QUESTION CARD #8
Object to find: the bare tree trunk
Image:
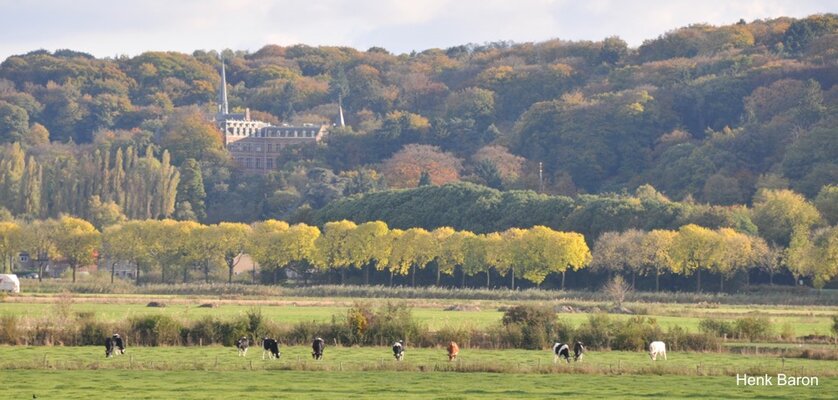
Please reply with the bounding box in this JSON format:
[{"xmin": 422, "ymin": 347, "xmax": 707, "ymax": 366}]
[
  {"xmin": 769, "ymin": 271, "xmax": 774, "ymax": 286},
  {"xmin": 461, "ymin": 267, "xmax": 466, "ymax": 288},
  {"xmin": 696, "ymin": 268, "xmax": 702, "ymax": 293},
  {"xmin": 111, "ymin": 262, "xmax": 116, "ymax": 284},
  {"xmin": 204, "ymin": 260, "xmax": 210, "ymax": 283},
  {"xmin": 486, "ymin": 269, "xmax": 491, "ymax": 288},
  {"xmin": 510, "ymin": 267, "xmax": 515, "ymax": 290},
  {"xmin": 228, "ymin": 263, "xmax": 234, "ymax": 284},
  {"xmin": 341, "ymin": 268, "xmax": 346, "ymax": 285},
  {"xmin": 411, "ymin": 265, "xmax": 416, "ymax": 287},
  {"xmin": 561, "ymin": 270, "xmax": 566, "ymax": 290},
  {"xmin": 135, "ymin": 261, "xmax": 141, "ymax": 286},
  {"xmin": 72, "ymin": 264, "xmax": 77, "ymax": 283},
  {"xmin": 631, "ymin": 271, "xmax": 636, "ymax": 290},
  {"xmin": 655, "ymin": 270, "xmax": 660, "ymax": 292},
  {"xmin": 436, "ymin": 264, "xmax": 441, "ymax": 286},
  {"xmin": 389, "ymin": 270, "xmax": 393, "ymax": 287},
  {"xmin": 365, "ymin": 262, "xmax": 370, "ymax": 285}
]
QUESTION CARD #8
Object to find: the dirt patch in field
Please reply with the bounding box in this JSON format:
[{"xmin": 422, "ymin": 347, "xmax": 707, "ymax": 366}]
[{"xmin": 443, "ymin": 304, "xmax": 481, "ymax": 311}]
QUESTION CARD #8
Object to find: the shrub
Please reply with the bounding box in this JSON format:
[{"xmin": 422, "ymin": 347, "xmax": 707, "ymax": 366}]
[
  {"xmin": 0, "ymin": 314, "xmax": 20, "ymax": 344},
  {"xmin": 575, "ymin": 313, "xmax": 614, "ymax": 350},
  {"xmin": 500, "ymin": 305, "xmax": 557, "ymax": 349},
  {"xmin": 698, "ymin": 318, "xmax": 735, "ymax": 338},
  {"xmin": 779, "ymin": 322, "xmax": 796, "ymax": 341},
  {"xmin": 345, "ymin": 302, "xmax": 374, "ymax": 345},
  {"xmin": 77, "ymin": 313, "xmax": 110, "ymax": 346},
  {"xmin": 130, "ymin": 315, "xmax": 182, "ymax": 346},
  {"xmin": 365, "ymin": 302, "xmax": 425, "ymax": 346},
  {"xmin": 612, "ymin": 316, "xmax": 663, "ymax": 351},
  {"xmin": 735, "ymin": 317, "xmax": 772, "ymax": 341}
]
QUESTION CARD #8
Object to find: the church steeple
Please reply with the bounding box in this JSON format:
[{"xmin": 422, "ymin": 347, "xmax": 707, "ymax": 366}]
[{"xmin": 219, "ymin": 58, "xmax": 229, "ymax": 115}]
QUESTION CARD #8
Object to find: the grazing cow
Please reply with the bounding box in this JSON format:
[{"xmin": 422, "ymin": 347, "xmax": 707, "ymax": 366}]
[
  {"xmin": 552, "ymin": 342, "xmax": 570, "ymax": 363},
  {"xmin": 446, "ymin": 341, "xmax": 460, "ymax": 361},
  {"xmin": 104, "ymin": 337, "xmax": 114, "ymax": 358},
  {"xmin": 392, "ymin": 340, "xmax": 405, "ymax": 361},
  {"xmin": 649, "ymin": 341, "xmax": 667, "ymax": 361},
  {"xmin": 312, "ymin": 337, "xmax": 325, "ymax": 360},
  {"xmin": 262, "ymin": 337, "xmax": 280, "ymax": 360},
  {"xmin": 236, "ymin": 336, "xmax": 249, "ymax": 357},
  {"xmin": 573, "ymin": 341, "xmax": 585, "ymax": 362},
  {"xmin": 105, "ymin": 334, "xmax": 125, "ymax": 358}
]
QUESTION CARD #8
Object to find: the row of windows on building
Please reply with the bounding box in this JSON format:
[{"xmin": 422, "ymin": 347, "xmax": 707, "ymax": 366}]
[
  {"xmin": 228, "ymin": 142, "xmax": 294, "ymax": 153},
  {"xmin": 227, "ymin": 128, "xmax": 318, "ymax": 138},
  {"xmin": 235, "ymin": 157, "xmax": 274, "ymax": 169}
]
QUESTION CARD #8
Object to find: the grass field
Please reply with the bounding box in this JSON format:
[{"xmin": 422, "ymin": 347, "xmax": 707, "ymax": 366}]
[
  {"xmin": 2, "ymin": 345, "xmax": 836, "ymax": 376},
  {"xmin": 4, "ymin": 370, "xmax": 835, "ymax": 399},
  {"xmin": 1, "ymin": 294, "xmax": 835, "ymax": 336},
  {"xmin": 2, "ymin": 289, "xmax": 837, "ymax": 399}
]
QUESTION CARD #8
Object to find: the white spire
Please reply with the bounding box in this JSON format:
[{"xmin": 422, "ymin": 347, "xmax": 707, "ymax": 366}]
[
  {"xmin": 220, "ymin": 58, "xmax": 229, "ymax": 115},
  {"xmin": 338, "ymin": 93, "xmax": 345, "ymax": 127}
]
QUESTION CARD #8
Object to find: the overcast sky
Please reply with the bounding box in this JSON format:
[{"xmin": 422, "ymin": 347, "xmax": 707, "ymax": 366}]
[{"xmin": 0, "ymin": 0, "xmax": 835, "ymax": 59}]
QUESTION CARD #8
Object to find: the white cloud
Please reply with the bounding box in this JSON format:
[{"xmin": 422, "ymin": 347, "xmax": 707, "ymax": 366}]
[{"xmin": 0, "ymin": 0, "xmax": 833, "ymax": 59}]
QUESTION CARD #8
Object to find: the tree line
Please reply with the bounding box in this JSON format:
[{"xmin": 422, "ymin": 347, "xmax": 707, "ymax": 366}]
[
  {"xmin": 1, "ymin": 214, "xmax": 834, "ymax": 291},
  {"xmin": 0, "ymin": 15, "xmax": 835, "ymax": 226}
]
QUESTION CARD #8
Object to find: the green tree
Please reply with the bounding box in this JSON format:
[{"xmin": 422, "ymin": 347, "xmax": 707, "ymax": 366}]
[
  {"xmin": 176, "ymin": 158, "xmax": 207, "ymax": 220},
  {"xmin": 814, "ymin": 185, "xmax": 838, "ymax": 225},
  {"xmin": 787, "ymin": 226, "xmax": 838, "ymax": 289},
  {"xmin": 87, "ymin": 195, "xmax": 126, "ymax": 230},
  {"xmin": 751, "ymin": 189, "xmax": 822, "ymax": 247},
  {"xmin": 0, "ymin": 101, "xmax": 29, "ymax": 143}
]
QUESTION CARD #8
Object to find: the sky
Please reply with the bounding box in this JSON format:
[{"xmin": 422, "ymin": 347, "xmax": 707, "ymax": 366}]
[{"xmin": 0, "ymin": 0, "xmax": 835, "ymax": 59}]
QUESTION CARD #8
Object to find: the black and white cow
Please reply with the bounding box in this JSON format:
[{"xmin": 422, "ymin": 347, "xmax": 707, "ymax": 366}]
[
  {"xmin": 573, "ymin": 341, "xmax": 585, "ymax": 361},
  {"xmin": 105, "ymin": 334, "xmax": 125, "ymax": 358},
  {"xmin": 236, "ymin": 336, "xmax": 249, "ymax": 357},
  {"xmin": 552, "ymin": 342, "xmax": 571, "ymax": 363},
  {"xmin": 392, "ymin": 340, "xmax": 405, "ymax": 361},
  {"xmin": 262, "ymin": 337, "xmax": 280, "ymax": 360},
  {"xmin": 311, "ymin": 337, "xmax": 325, "ymax": 360}
]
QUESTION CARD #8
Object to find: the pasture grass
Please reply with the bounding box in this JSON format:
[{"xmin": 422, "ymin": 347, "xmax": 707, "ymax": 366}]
[
  {"xmin": 3, "ymin": 370, "xmax": 834, "ymax": 399},
  {"xmin": 1, "ymin": 345, "xmax": 836, "ymax": 377},
  {"xmin": 1, "ymin": 295, "xmax": 835, "ymax": 336}
]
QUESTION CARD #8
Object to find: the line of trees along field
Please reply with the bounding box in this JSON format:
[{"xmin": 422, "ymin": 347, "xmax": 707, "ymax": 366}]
[
  {"xmin": 1, "ymin": 210, "xmax": 835, "ymax": 291},
  {"xmin": 0, "ymin": 15, "xmax": 836, "ymax": 226}
]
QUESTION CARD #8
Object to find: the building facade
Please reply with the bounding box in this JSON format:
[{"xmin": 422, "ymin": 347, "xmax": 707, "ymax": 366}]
[{"xmin": 215, "ymin": 61, "xmax": 328, "ymax": 173}]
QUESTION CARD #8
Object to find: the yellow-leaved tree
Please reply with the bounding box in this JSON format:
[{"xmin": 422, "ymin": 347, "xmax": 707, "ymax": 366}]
[
  {"xmin": 671, "ymin": 224, "xmax": 720, "ymax": 292},
  {"xmin": 52, "ymin": 216, "xmax": 100, "ymax": 282},
  {"xmin": 315, "ymin": 220, "xmax": 357, "ymax": 284},
  {"xmin": 346, "ymin": 221, "xmax": 390, "ymax": 284}
]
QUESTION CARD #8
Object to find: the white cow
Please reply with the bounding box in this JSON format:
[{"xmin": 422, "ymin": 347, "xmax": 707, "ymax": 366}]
[{"xmin": 649, "ymin": 341, "xmax": 667, "ymax": 361}]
